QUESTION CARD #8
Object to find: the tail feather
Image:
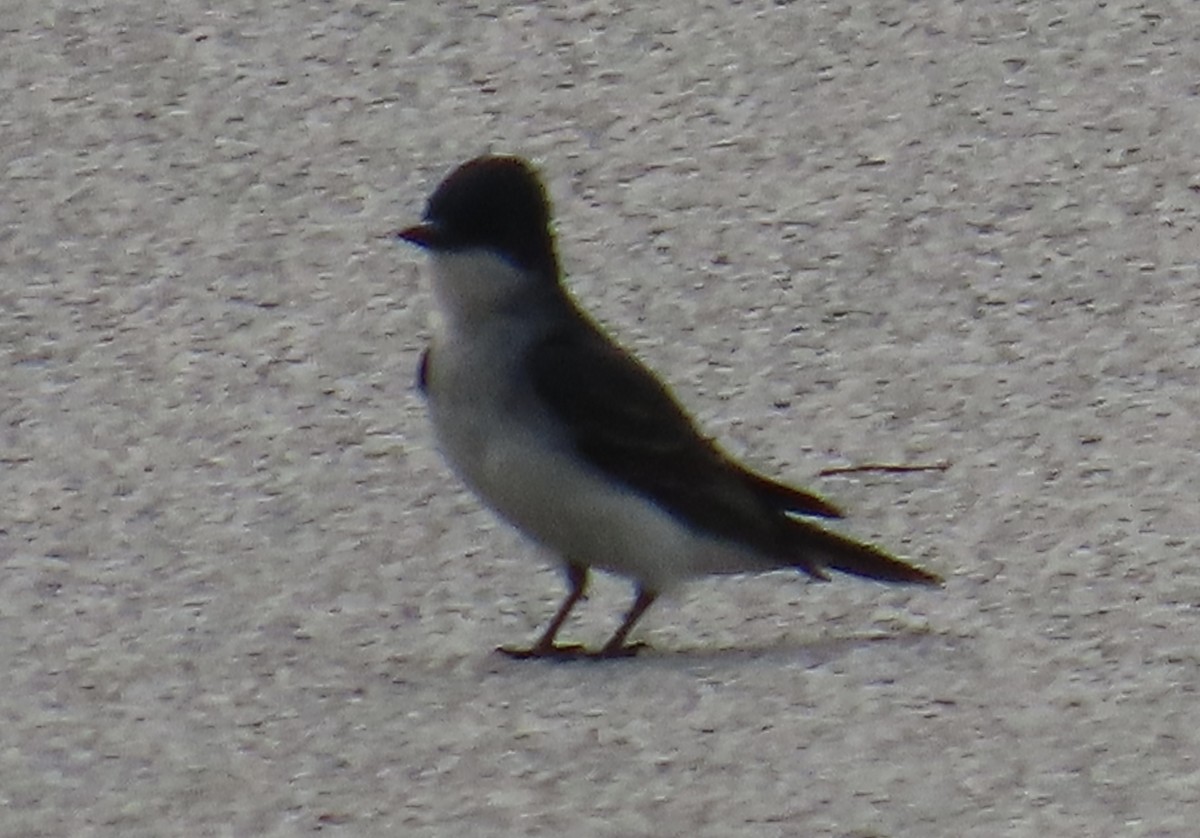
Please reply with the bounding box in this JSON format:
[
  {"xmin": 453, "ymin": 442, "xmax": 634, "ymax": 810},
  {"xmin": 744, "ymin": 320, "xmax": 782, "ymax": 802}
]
[{"xmin": 792, "ymin": 522, "xmax": 942, "ymax": 586}]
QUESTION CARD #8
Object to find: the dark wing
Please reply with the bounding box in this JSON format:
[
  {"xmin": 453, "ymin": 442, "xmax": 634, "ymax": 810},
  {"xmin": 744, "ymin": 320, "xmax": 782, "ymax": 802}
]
[
  {"xmin": 737, "ymin": 467, "xmax": 843, "ymax": 519},
  {"xmin": 527, "ymin": 326, "xmax": 841, "ymax": 555}
]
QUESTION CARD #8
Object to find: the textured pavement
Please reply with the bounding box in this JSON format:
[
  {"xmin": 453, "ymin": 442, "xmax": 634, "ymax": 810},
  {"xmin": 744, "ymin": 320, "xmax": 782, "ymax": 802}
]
[{"xmin": 3, "ymin": 2, "xmax": 1199, "ymax": 836}]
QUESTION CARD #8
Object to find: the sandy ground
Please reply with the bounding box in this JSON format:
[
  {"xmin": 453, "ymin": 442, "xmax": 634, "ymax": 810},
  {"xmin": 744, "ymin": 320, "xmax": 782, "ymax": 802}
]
[{"xmin": 3, "ymin": 1, "xmax": 1199, "ymax": 836}]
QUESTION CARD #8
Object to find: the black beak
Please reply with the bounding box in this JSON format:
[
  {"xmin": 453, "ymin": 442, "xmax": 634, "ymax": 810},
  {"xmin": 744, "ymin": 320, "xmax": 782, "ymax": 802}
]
[{"xmin": 397, "ymin": 222, "xmax": 440, "ymax": 249}]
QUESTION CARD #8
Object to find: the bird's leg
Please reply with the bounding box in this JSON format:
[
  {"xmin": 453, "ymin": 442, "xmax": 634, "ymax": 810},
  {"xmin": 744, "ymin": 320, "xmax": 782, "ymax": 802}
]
[
  {"xmin": 499, "ymin": 563, "xmax": 589, "ymax": 659},
  {"xmin": 596, "ymin": 587, "xmax": 657, "ymax": 658}
]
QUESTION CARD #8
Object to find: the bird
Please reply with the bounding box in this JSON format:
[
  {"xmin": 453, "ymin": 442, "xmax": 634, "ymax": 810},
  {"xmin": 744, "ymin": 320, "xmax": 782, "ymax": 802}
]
[{"xmin": 398, "ymin": 154, "xmax": 940, "ymax": 659}]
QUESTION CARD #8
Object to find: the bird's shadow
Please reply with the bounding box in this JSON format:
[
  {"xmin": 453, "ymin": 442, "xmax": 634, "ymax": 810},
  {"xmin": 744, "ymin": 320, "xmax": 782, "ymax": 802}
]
[{"xmin": 487, "ymin": 628, "xmax": 943, "ymax": 671}]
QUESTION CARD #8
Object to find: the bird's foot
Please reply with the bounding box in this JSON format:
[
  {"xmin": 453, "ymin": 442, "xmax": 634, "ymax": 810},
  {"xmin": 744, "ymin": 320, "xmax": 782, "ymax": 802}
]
[
  {"xmin": 497, "ymin": 640, "xmax": 648, "ymax": 661},
  {"xmin": 497, "ymin": 642, "xmax": 589, "ymax": 660},
  {"xmin": 598, "ymin": 639, "xmax": 648, "ymax": 658}
]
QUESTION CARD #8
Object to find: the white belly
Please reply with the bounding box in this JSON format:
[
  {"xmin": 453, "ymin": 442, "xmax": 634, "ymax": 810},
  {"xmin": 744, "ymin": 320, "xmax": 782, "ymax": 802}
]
[{"xmin": 425, "ymin": 324, "xmax": 756, "ymax": 592}]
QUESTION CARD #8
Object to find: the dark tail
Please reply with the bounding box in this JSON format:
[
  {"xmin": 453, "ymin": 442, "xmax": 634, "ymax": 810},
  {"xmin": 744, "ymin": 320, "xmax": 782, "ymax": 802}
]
[{"xmin": 791, "ymin": 522, "xmax": 942, "ymax": 586}]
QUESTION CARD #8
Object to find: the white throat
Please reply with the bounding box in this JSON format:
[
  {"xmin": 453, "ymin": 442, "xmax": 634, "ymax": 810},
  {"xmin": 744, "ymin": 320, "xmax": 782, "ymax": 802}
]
[{"xmin": 425, "ymin": 249, "xmax": 541, "ymax": 332}]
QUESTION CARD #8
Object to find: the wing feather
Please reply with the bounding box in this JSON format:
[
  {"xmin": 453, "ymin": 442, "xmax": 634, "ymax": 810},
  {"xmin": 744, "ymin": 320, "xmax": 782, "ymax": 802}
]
[{"xmin": 527, "ymin": 327, "xmax": 839, "ymax": 555}]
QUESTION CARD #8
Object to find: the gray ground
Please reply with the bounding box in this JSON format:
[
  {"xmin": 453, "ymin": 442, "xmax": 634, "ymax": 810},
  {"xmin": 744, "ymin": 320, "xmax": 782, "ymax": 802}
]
[{"xmin": 3, "ymin": 1, "xmax": 1198, "ymax": 836}]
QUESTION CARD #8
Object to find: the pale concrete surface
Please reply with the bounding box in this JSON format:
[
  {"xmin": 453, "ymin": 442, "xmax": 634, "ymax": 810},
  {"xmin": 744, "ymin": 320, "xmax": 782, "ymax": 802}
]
[{"xmin": 3, "ymin": 2, "xmax": 1199, "ymax": 836}]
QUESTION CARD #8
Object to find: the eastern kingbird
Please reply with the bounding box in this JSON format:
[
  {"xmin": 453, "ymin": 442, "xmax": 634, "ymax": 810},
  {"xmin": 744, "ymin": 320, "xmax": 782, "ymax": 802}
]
[{"xmin": 399, "ymin": 155, "xmax": 940, "ymax": 659}]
